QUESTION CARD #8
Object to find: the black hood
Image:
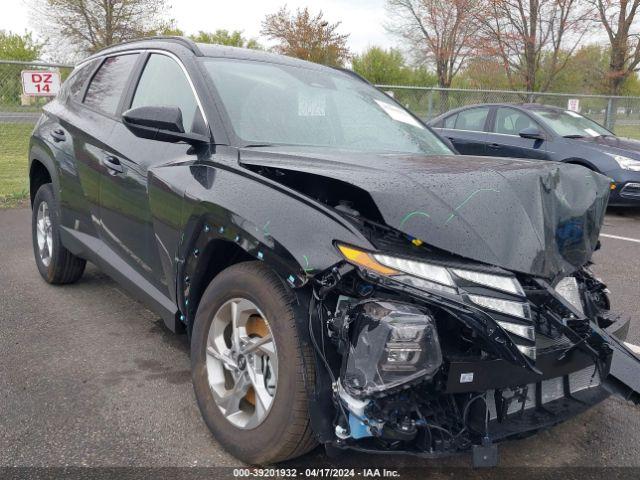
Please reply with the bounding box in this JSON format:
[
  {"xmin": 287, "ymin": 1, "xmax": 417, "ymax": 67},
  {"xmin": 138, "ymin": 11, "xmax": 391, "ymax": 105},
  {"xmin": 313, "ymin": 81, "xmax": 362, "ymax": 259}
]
[
  {"xmin": 574, "ymin": 135, "xmax": 640, "ymax": 159},
  {"xmin": 240, "ymin": 147, "xmax": 610, "ymax": 279}
]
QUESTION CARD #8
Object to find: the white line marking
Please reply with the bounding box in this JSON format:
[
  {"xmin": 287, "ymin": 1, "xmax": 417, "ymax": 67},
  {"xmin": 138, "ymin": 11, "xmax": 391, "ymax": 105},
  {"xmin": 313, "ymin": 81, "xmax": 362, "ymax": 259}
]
[{"xmin": 600, "ymin": 233, "xmax": 640, "ymax": 244}]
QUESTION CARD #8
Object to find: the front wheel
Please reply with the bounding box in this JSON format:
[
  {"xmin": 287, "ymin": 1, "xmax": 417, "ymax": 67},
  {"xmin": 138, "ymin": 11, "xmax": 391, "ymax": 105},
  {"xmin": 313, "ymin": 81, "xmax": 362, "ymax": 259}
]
[{"xmin": 191, "ymin": 261, "xmax": 317, "ymax": 464}]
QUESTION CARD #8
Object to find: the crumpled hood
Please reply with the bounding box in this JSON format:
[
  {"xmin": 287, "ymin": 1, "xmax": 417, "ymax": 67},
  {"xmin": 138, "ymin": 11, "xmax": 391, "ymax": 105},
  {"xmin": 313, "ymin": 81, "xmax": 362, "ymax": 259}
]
[{"xmin": 240, "ymin": 147, "xmax": 610, "ymax": 279}]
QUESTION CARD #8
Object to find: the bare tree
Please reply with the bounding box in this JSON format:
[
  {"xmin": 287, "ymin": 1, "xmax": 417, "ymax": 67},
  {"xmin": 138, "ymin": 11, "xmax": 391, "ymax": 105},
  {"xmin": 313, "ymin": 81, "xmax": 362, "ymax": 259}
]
[
  {"xmin": 592, "ymin": 0, "xmax": 640, "ymax": 95},
  {"xmin": 478, "ymin": 0, "xmax": 592, "ymax": 93},
  {"xmin": 386, "ymin": 0, "xmax": 481, "ymax": 89},
  {"xmin": 261, "ymin": 6, "xmax": 350, "ymax": 66},
  {"xmin": 30, "ymin": 0, "xmax": 173, "ymax": 56}
]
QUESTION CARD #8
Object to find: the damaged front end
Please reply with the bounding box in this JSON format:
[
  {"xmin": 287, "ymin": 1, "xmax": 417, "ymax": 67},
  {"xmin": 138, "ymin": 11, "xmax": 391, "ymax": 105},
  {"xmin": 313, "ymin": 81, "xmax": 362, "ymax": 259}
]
[
  {"xmin": 239, "ymin": 147, "xmax": 639, "ymax": 465},
  {"xmin": 306, "ymin": 231, "xmax": 636, "ymax": 466}
]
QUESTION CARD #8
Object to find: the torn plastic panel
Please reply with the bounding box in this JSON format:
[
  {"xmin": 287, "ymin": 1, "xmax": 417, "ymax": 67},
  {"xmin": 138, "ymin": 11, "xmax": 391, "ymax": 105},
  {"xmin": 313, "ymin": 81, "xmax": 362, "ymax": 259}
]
[{"xmin": 240, "ymin": 147, "xmax": 610, "ymax": 280}]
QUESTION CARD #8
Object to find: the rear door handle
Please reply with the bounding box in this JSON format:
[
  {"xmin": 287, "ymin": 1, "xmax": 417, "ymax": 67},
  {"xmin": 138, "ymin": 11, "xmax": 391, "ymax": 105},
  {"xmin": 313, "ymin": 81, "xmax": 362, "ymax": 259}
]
[
  {"xmin": 488, "ymin": 143, "xmax": 501, "ymax": 149},
  {"xmin": 50, "ymin": 128, "xmax": 65, "ymax": 143},
  {"xmin": 102, "ymin": 155, "xmax": 124, "ymax": 174}
]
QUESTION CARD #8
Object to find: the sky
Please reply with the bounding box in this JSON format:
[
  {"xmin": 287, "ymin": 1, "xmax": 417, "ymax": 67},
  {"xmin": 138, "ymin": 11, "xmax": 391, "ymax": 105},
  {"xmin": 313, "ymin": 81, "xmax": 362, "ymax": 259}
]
[{"xmin": 1, "ymin": 0, "xmax": 398, "ymax": 57}]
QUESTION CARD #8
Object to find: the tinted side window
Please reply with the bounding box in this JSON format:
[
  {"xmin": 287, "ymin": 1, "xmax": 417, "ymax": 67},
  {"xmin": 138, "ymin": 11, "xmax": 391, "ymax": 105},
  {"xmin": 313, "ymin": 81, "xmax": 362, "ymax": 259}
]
[
  {"xmin": 66, "ymin": 60, "xmax": 97, "ymax": 101},
  {"xmin": 494, "ymin": 108, "xmax": 537, "ymax": 135},
  {"xmin": 131, "ymin": 54, "xmax": 199, "ymax": 132},
  {"xmin": 454, "ymin": 107, "xmax": 490, "ymax": 132},
  {"xmin": 84, "ymin": 54, "xmax": 138, "ymax": 115},
  {"xmin": 444, "ymin": 114, "xmax": 457, "ymax": 128}
]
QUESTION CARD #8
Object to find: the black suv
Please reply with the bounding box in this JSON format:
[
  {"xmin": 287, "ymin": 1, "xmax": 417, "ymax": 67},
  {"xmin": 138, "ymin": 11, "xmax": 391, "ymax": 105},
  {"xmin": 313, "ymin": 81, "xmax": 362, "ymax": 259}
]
[{"xmin": 29, "ymin": 37, "xmax": 640, "ymax": 466}]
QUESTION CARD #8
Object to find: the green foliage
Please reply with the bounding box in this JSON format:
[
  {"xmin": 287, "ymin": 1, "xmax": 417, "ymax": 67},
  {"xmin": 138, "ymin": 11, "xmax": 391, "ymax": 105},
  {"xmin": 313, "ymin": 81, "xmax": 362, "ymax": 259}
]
[
  {"xmin": 0, "ymin": 30, "xmax": 42, "ymax": 61},
  {"xmin": 352, "ymin": 46, "xmax": 436, "ymax": 86},
  {"xmin": 453, "ymin": 58, "xmax": 512, "ymax": 90},
  {"xmin": 261, "ymin": 6, "xmax": 350, "ymax": 67},
  {"xmin": 545, "ymin": 45, "xmax": 608, "ymax": 95},
  {"xmin": 352, "ymin": 47, "xmax": 406, "ymax": 84},
  {"xmin": 189, "ymin": 30, "xmax": 261, "ymax": 49},
  {"xmin": 0, "ymin": 122, "xmax": 32, "ymax": 207}
]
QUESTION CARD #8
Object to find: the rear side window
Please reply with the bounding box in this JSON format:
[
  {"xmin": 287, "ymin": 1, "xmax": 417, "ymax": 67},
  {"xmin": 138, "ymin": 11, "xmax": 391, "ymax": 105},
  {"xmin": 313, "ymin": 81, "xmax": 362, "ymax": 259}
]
[
  {"xmin": 130, "ymin": 54, "xmax": 199, "ymax": 132},
  {"xmin": 494, "ymin": 107, "xmax": 538, "ymax": 135},
  {"xmin": 66, "ymin": 60, "xmax": 97, "ymax": 100},
  {"xmin": 84, "ymin": 54, "xmax": 138, "ymax": 115},
  {"xmin": 454, "ymin": 107, "xmax": 490, "ymax": 132}
]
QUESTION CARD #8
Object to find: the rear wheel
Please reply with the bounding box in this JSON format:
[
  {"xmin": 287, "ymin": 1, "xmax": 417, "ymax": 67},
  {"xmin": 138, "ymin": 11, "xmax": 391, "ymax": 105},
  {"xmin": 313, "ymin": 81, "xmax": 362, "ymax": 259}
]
[
  {"xmin": 191, "ymin": 261, "xmax": 316, "ymax": 464},
  {"xmin": 31, "ymin": 183, "xmax": 86, "ymax": 284}
]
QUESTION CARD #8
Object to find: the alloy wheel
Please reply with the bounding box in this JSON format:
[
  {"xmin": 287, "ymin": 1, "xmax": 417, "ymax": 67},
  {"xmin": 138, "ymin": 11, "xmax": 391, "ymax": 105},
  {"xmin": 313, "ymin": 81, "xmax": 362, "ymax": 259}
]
[
  {"xmin": 205, "ymin": 298, "xmax": 278, "ymax": 429},
  {"xmin": 36, "ymin": 201, "xmax": 53, "ymax": 267}
]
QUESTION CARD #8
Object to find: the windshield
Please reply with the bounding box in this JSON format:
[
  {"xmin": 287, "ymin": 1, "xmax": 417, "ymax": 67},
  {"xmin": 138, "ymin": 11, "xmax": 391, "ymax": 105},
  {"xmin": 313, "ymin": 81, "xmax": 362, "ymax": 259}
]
[
  {"xmin": 202, "ymin": 58, "xmax": 453, "ymax": 155},
  {"xmin": 530, "ymin": 109, "xmax": 611, "ymax": 138}
]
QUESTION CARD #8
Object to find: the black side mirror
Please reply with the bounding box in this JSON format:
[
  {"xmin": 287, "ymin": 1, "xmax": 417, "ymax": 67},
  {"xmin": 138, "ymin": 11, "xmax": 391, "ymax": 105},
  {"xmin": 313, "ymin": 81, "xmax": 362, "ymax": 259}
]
[
  {"xmin": 122, "ymin": 106, "xmax": 209, "ymax": 145},
  {"xmin": 519, "ymin": 126, "xmax": 545, "ymax": 140}
]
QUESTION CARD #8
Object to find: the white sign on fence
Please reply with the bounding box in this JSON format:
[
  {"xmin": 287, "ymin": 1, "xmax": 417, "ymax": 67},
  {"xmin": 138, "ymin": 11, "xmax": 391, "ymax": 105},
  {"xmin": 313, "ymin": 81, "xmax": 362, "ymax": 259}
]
[
  {"xmin": 21, "ymin": 70, "xmax": 61, "ymax": 96},
  {"xmin": 567, "ymin": 98, "xmax": 580, "ymax": 112}
]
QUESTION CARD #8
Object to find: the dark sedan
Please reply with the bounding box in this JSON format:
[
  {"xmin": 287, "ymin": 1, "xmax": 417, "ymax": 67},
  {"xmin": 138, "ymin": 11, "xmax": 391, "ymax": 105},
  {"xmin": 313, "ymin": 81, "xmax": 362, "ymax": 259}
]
[{"xmin": 429, "ymin": 103, "xmax": 640, "ymax": 206}]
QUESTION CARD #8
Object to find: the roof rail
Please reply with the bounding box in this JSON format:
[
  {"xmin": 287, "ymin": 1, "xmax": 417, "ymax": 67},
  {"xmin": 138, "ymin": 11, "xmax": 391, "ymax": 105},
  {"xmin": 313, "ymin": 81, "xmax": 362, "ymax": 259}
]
[{"xmin": 91, "ymin": 36, "xmax": 203, "ymax": 57}]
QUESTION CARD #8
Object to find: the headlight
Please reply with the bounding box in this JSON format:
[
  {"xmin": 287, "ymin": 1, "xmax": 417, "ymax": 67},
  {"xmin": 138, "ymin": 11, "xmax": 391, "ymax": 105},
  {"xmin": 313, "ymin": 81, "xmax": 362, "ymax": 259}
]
[
  {"xmin": 612, "ymin": 154, "xmax": 640, "ymax": 171},
  {"xmin": 451, "ymin": 268, "xmax": 524, "ymax": 295},
  {"xmin": 337, "ymin": 244, "xmax": 535, "ymax": 359},
  {"xmin": 336, "ymin": 244, "xmax": 456, "ymax": 293},
  {"xmin": 337, "ymin": 244, "xmax": 526, "ymax": 311},
  {"xmin": 340, "ymin": 300, "xmax": 442, "ymax": 398},
  {"xmin": 338, "ymin": 244, "xmax": 456, "ymax": 294}
]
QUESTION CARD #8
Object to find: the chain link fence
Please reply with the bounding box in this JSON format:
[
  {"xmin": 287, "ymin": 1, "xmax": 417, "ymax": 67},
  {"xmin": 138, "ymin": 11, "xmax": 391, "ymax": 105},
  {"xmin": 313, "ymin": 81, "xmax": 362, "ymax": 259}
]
[
  {"xmin": 377, "ymin": 85, "xmax": 640, "ymax": 139},
  {"xmin": 1, "ymin": 58, "xmax": 640, "ymax": 204},
  {"xmin": 0, "ymin": 60, "xmax": 73, "ymax": 205}
]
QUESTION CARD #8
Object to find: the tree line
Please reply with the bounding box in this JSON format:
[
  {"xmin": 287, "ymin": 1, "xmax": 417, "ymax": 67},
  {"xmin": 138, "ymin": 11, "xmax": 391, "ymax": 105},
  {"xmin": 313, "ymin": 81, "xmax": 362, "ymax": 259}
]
[{"xmin": 1, "ymin": 0, "xmax": 639, "ymax": 97}]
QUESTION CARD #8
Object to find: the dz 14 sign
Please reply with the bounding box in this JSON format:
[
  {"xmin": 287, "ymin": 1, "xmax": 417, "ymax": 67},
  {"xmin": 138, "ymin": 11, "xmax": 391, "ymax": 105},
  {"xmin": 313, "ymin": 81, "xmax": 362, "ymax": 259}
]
[{"xmin": 21, "ymin": 70, "xmax": 61, "ymax": 96}]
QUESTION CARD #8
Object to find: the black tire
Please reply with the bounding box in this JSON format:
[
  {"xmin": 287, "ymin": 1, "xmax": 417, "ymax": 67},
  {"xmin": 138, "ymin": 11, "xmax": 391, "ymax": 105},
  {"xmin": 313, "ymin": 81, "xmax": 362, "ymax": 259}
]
[
  {"xmin": 191, "ymin": 261, "xmax": 317, "ymax": 464},
  {"xmin": 31, "ymin": 183, "xmax": 86, "ymax": 284}
]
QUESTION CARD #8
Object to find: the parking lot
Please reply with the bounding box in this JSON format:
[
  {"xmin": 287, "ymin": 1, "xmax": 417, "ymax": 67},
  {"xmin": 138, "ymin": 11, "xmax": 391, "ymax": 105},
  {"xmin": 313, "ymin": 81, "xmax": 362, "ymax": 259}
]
[{"xmin": 1, "ymin": 206, "xmax": 640, "ymax": 474}]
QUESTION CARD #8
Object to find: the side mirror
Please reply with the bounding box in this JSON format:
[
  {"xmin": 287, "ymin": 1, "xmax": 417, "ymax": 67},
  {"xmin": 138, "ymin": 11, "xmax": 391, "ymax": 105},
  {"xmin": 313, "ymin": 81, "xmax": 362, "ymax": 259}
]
[
  {"xmin": 519, "ymin": 126, "xmax": 545, "ymax": 140},
  {"xmin": 122, "ymin": 106, "xmax": 209, "ymax": 145}
]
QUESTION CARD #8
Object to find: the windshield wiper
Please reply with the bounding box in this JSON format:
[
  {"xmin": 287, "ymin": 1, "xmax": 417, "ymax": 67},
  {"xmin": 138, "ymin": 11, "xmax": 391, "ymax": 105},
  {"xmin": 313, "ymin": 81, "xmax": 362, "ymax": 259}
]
[{"xmin": 563, "ymin": 134, "xmax": 586, "ymax": 139}]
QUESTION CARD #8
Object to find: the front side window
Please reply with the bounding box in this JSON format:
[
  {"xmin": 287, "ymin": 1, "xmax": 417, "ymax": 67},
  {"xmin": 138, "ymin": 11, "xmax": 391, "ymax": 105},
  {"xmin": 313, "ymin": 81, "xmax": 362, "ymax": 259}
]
[
  {"xmin": 84, "ymin": 54, "xmax": 138, "ymax": 115},
  {"xmin": 493, "ymin": 108, "xmax": 538, "ymax": 135},
  {"xmin": 530, "ymin": 109, "xmax": 610, "ymax": 138},
  {"xmin": 443, "ymin": 114, "xmax": 457, "ymax": 128},
  {"xmin": 453, "ymin": 107, "xmax": 490, "ymax": 132},
  {"xmin": 131, "ymin": 54, "xmax": 199, "ymax": 132},
  {"xmin": 201, "ymin": 58, "xmax": 452, "ymax": 156}
]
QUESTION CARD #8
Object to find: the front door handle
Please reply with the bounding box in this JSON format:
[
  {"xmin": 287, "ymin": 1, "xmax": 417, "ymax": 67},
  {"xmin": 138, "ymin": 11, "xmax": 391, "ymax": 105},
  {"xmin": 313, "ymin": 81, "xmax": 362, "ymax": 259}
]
[
  {"xmin": 488, "ymin": 143, "xmax": 501, "ymax": 149},
  {"xmin": 50, "ymin": 128, "xmax": 65, "ymax": 143},
  {"xmin": 102, "ymin": 155, "xmax": 124, "ymax": 174}
]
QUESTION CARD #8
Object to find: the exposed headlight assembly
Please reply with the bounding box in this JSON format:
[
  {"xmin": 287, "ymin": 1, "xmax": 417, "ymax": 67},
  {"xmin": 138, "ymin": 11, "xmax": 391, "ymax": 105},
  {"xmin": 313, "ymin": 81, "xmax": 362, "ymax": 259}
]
[
  {"xmin": 341, "ymin": 300, "xmax": 442, "ymax": 398},
  {"xmin": 611, "ymin": 154, "xmax": 640, "ymax": 171}
]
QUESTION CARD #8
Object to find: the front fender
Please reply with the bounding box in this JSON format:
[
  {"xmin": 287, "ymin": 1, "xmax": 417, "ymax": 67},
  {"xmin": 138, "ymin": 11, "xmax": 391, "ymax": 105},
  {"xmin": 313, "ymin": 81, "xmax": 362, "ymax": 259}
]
[{"xmin": 149, "ymin": 159, "xmax": 373, "ymax": 316}]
